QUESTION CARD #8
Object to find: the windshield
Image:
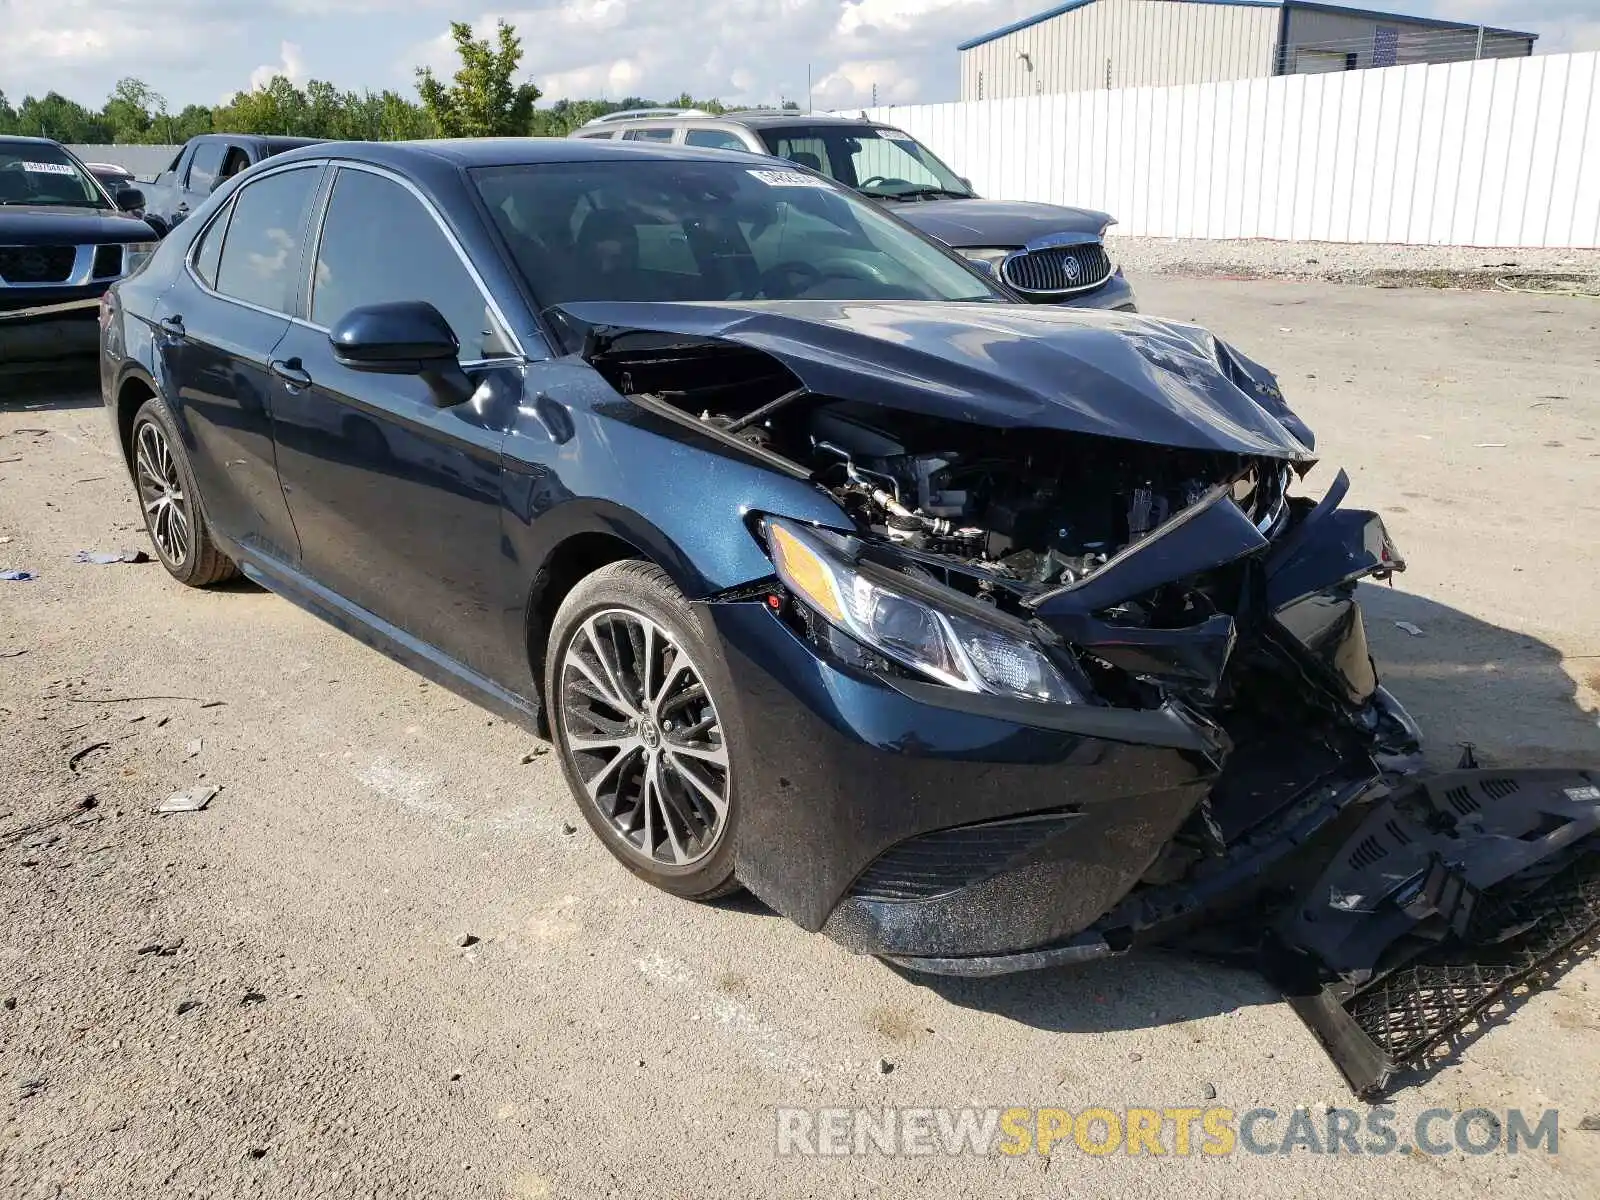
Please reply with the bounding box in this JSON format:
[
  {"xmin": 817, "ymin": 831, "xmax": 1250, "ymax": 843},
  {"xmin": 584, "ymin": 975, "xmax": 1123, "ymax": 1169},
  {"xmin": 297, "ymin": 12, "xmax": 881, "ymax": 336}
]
[
  {"xmin": 0, "ymin": 142, "xmax": 108, "ymax": 208},
  {"xmin": 472, "ymin": 160, "xmax": 1002, "ymax": 306},
  {"xmin": 755, "ymin": 125, "xmax": 974, "ymax": 200}
]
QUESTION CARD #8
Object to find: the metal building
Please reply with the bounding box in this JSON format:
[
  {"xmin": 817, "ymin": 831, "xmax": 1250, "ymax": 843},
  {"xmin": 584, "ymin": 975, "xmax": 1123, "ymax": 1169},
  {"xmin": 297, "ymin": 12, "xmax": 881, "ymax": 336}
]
[{"xmin": 957, "ymin": 0, "xmax": 1539, "ymax": 100}]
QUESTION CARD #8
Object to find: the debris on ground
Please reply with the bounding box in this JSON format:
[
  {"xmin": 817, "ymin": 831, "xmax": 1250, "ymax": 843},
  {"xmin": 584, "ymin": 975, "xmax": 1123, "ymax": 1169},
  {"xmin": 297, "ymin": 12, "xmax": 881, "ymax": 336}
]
[
  {"xmin": 73, "ymin": 549, "xmax": 150, "ymax": 565},
  {"xmin": 1475, "ymin": 443, "xmax": 1508, "ymax": 449},
  {"xmin": 1128, "ymin": 1051, "xmax": 1143, "ymax": 1062},
  {"xmin": 0, "ymin": 648, "xmax": 26, "ymax": 658},
  {"xmin": 1394, "ymin": 621, "xmax": 1425, "ymax": 637},
  {"xmin": 3, "ymin": 997, "xmax": 15, "ymax": 1010},
  {"xmin": 1201, "ymin": 1082, "xmax": 1218, "ymax": 1100},
  {"xmin": 1578, "ymin": 1115, "xmax": 1600, "ymax": 1131},
  {"xmin": 561, "ymin": 820, "xmax": 578, "ymax": 836},
  {"xmin": 1, "ymin": 569, "xmax": 37, "ymax": 581},
  {"xmin": 154, "ymin": 785, "xmax": 219, "ymax": 814},
  {"xmin": 18, "ymin": 1079, "xmax": 46, "ymax": 1100},
  {"xmin": 185, "ymin": 739, "xmax": 203, "ymax": 759},
  {"xmin": 521, "ymin": 747, "xmax": 550, "ymax": 763},
  {"xmin": 457, "ymin": 933, "xmax": 480, "ymax": 948},
  {"xmin": 241, "ymin": 991, "xmax": 267, "ymax": 1006},
  {"xmin": 136, "ymin": 939, "xmax": 182, "ymax": 957},
  {"xmin": 175, "ymin": 999, "xmax": 201, "ymax": 1016},
  {"xmin": 67, "ymin": 741, "xmax": 110, "ymax": 773}
]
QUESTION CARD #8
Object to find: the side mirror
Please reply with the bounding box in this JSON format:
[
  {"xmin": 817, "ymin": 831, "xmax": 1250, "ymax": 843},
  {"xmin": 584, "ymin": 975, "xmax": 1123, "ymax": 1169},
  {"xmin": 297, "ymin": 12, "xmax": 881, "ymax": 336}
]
[
  {"xmin": 328, "ymin": 301, "xmax": 473, "ymax": 406},
  {"xmin": 115, "ymin": 187, "xmax": 145, "ymax": 212}
]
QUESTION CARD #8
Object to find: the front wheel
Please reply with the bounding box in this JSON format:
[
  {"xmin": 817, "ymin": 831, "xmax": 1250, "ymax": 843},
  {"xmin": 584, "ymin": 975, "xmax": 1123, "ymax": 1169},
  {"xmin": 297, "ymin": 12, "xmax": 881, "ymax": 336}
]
[
  {"xmin": 544, "ymin": 561, "xmax": 741, "ymax": 900},
  {"xmin": 130, "ymin": 397, "xmax": 239, "ymax": 587}
]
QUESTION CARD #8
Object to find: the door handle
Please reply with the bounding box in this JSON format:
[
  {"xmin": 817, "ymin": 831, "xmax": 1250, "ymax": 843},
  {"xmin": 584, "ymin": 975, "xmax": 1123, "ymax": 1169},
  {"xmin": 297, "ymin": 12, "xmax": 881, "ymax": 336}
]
[
  {"xmin": 157, "ymin": 315, "xmax": 185, "ymax": 339},
  {"xmin": 269, "ymin": 357, "xmax": 313, "ymax": 389}
]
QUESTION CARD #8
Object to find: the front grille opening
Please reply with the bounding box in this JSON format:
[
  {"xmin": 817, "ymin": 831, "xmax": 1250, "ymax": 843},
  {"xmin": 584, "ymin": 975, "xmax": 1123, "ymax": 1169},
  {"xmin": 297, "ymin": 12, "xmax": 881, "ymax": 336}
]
[
  {"xmin": 91, "ymin": 244, "xmax": 124, "ymax": 278},
  {"xmin": 1003, "ymin": 243, "xmax": 1113, "ymax": 296},
  {"xmin": 0, "ymin": 245, "xmax": 75, "ymax": 284}
]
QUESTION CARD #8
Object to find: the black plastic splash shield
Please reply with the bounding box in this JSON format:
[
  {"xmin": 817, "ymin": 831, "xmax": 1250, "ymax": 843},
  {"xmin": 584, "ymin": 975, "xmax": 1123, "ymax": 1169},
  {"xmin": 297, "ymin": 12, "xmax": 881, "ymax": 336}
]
[{"xmin": 1269, "ymin": 769, "xmax": 1600, "ymax": 1098}]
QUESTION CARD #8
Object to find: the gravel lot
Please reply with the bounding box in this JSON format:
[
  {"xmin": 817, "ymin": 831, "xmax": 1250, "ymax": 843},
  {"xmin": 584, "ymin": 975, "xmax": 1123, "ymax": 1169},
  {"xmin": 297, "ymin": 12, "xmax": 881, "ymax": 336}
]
[
  {"xmin": 3, "ymin": 277, "xmax": 1600, "ymax": 1198},
  {"xmin": 1116, "ymin": 237, "xmax": 1600, "ymax": 292}
]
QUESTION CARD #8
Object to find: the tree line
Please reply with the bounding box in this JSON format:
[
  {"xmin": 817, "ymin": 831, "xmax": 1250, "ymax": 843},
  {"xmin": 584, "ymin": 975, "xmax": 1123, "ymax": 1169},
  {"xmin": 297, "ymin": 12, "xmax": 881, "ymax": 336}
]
[{"xmin": 0, "ymin": 20, "xmax": 798, "ymax": 145}]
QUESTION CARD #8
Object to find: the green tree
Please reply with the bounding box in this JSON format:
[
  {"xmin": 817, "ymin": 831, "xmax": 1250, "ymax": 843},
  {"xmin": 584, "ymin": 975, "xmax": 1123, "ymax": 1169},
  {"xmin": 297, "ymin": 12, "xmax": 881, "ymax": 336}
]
[
  {"xmin": 102, "ymin": 77, "xmax": 165, "ymax": 143},
  {"xmin": 0, "ymin": 90, "xmax": 16, "ymax": 135},
  {"xmin": 415, "ymin": 19, "xmax": 540, "ymax": 137},
  {"xmin": 14, "ymin": 92, "xmax": 109, "ymax": 142}
]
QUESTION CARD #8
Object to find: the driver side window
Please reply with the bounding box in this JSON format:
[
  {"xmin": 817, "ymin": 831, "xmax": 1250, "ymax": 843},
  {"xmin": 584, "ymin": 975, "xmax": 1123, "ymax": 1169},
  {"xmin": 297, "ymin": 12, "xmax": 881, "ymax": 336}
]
[{"xmin": 311, "ymin": 167, "xmax": 509, "ymax": 362}]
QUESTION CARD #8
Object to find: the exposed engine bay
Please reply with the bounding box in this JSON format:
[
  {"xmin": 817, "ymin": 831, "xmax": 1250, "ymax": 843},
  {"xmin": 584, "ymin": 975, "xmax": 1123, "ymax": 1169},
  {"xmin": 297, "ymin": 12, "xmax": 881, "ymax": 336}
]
[
  {"xmin": 564, "ymin": 304, "xmax": 1600, "ymax": 1101},
  {"xmin": 584, "ymin": 335, "xmax": 1293, "ymax": 603}
]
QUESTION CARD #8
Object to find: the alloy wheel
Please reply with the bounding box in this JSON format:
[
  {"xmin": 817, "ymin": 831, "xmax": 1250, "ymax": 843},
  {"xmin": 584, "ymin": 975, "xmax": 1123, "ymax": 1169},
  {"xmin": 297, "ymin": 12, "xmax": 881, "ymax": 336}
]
[
  {"xmin": 134, "ymin": 421, "xmax": 190, "ymax": 566},
  {"xmin": 557, "ymin": 609, "xmax": 731, "ymax": 868}
]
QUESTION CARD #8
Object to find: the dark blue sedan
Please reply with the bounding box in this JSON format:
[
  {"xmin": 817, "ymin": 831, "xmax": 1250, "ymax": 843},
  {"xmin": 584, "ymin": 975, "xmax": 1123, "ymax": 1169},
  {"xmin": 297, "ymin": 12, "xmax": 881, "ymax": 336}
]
[{"xmin": 100, "ymin": 137, "xmax": 1434, "ymax": 977}]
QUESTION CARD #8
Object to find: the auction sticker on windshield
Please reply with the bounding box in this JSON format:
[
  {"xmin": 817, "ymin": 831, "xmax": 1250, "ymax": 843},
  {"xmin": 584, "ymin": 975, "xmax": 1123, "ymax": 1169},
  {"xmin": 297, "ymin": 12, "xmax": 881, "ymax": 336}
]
[
  {"xmin": 21, "ymin": 161, "xmax": 77, "ymax": 175},
  {"xmin": 749, "ymin": 169, "xmax": 833, "ymax": 189}
]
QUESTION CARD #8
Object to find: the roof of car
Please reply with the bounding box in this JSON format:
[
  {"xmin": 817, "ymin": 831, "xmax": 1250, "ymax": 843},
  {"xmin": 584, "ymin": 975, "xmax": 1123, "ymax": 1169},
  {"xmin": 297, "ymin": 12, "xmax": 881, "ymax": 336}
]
[
  {"xmin": 588, "ymin": 110, "xmax": 882, "ymax": 130},
  {"xmin": 272, "ymin": 137, "xmax": 779, "ymax": 173},
  {"xmin": 0, "ymin": 135, "xmax": 65, "ymax": 147}
]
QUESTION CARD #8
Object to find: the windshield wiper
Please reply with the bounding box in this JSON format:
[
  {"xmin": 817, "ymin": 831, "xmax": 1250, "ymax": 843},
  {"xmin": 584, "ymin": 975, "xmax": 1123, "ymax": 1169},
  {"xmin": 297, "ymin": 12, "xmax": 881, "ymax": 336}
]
[{"xmin": 863, "ymin": 186, "xmax": 972, "ymax": 202}]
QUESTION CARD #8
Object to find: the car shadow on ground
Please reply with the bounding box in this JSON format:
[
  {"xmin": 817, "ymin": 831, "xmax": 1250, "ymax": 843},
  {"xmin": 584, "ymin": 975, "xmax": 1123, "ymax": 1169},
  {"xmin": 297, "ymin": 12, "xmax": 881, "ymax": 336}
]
[
  {"xmin": 882, "ymin": 585, "xmax": 1600, "ymax": 1040},
  {"xmin": 1, "ymin": 367, "xmax": 101, "ymax": 411}
]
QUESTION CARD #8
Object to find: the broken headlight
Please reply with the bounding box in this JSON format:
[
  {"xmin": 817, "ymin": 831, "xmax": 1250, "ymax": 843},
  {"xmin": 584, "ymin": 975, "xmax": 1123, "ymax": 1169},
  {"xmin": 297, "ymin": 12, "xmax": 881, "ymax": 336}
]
[{"xmin": 764, "ymin": 518, "xmax": 1081, "ymax": 705}]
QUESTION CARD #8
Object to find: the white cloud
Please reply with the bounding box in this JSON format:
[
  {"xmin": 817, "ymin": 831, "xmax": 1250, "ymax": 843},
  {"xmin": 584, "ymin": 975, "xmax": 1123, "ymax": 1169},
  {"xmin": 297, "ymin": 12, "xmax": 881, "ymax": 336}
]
[
  {"xmin": 3, "ymin": 0, "xmax": 1598, "ymax": 112},
  {"xmin": 249, "ymin": 41, "xmax": 308, "ymax": 91}
]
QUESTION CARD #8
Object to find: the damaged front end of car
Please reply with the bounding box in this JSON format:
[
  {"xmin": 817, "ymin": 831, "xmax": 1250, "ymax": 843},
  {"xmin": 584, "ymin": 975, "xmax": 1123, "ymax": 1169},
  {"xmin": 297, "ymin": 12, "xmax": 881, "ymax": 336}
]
[{"xmin": 554, "ymin": 298, "xmax": 1600, "ymax": 1096}]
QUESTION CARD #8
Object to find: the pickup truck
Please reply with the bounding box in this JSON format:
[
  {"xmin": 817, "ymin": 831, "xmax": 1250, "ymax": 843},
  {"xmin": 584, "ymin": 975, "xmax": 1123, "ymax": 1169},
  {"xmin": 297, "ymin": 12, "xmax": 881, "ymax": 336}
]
[
  {"xmin": 141, "ymin": 134, "xmax": 323, "ymax": 235},
  {"xmin": 1, "ymin": 136, "xmax": 157, "ymax": 369}
]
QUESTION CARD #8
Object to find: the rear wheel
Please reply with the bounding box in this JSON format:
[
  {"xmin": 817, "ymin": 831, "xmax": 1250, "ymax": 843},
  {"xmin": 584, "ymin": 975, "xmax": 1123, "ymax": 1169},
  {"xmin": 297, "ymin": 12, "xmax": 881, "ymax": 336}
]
[
  {"xmin": 130, "ymin": 397, "xmax": 239, "ymax": 587},
  {"xmin": 544, "ymin": 561, "xmax": 741, "ymax": 900}
]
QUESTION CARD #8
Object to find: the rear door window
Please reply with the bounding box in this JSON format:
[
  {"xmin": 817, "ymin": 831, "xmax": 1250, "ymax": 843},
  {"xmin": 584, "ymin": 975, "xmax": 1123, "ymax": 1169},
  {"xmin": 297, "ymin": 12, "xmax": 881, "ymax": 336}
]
[
  {"xmin": 684, "ymin": 129, "xmax": 748, "ymax": 151},
  {"xmin": 190, "ymin": 196, "xmax": 236, "ymax": 289},
  {"xmin": 186, "ymin": 141, "xmax": 227, "ymax": 193},
  {"xmin": 213, "ymin": 166, "xmax": 321, "ymax": 313},
  {"xmin": 622, "ymin": 127, "xmax": 676, "ymax": 142},
  {"xmin": 310, "ymin": 167, "xmax": 507, "ymax": 361}
]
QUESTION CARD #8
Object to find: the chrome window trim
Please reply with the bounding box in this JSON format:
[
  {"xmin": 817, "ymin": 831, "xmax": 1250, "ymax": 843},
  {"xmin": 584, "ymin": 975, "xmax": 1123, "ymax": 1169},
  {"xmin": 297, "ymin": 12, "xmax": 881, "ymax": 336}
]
[
  {"xmin": 304, "ymin": 160, "xmax": 526, "ymax": 361},
  {"xmin": 181, "ymin": 161, "xmax": 318, "ymax": 323}
]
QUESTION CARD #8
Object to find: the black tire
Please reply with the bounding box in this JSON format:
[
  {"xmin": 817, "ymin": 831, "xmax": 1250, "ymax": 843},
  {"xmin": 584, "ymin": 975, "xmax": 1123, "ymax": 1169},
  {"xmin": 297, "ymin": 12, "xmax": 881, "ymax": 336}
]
[
  {"xmin": 130, "ymin": 396, "xmax": 240, "ymax": 588},
  {"xmin": 544, "ymin": 560, "xmax": 742, "ymax": 901}
]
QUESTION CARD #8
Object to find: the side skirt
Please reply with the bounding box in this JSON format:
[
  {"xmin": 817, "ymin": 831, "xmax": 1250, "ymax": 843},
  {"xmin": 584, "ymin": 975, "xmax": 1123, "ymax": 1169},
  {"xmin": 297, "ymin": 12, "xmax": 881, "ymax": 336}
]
[{"xmin": 237, "ymin": 547, "xmax": 543, "ymax": 734}]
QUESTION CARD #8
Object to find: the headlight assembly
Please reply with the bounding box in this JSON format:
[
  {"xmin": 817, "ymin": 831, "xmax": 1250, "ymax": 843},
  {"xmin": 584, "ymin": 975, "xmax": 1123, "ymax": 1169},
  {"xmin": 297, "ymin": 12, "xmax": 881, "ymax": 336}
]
[
  {"xmin": 764, "ymin": 518, "xmax": 1081, "ymax": 705},
  {"xmin": 953, "ymin": 247, "xmax": 1013, "ymax": 279},
  {"xmin": 123, "ymin": 242, "xmax": 156, "ymax": 275}
]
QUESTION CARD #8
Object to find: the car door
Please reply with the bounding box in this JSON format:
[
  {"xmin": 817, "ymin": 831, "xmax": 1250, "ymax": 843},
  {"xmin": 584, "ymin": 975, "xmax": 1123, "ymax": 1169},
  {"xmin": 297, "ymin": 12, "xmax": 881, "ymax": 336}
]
[
  {"xmin": 173, "ymin": 140, "xmax": 228, "ymax": 228},
  {"xmin": 151, "ymin": 163, "xmax": 324, "ymax": 566},
  {"xmin": 268, "ymin": 163, "xmax": 521, "ymax": 680}
]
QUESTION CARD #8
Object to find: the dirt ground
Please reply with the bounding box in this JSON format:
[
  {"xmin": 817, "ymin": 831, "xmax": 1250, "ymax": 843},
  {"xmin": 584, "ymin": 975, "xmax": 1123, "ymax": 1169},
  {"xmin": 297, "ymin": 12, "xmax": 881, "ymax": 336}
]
[{"xmin": 2, "ymin": 278, "xmax": 1599, "ymax": 1199}]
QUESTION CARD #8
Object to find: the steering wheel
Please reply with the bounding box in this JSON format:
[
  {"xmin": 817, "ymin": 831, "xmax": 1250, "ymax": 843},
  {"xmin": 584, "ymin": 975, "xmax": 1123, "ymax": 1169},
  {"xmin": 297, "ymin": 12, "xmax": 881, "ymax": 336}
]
[
  {"xmin": 858, "ymin": 175, "xmax": 913, "ymax": 191},
  {"xmin": 814, "ymin": 256, "xmax": 892, "ymax": 284},
  {"xmin": 758, "ymin": 260, "xmax": 823, "ymax": 297}
]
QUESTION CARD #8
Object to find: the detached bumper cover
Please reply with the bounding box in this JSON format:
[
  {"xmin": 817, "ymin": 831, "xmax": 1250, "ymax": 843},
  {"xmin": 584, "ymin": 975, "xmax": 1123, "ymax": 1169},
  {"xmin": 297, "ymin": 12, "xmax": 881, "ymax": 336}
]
[{"xmin": 1268, "ymin": 769, "xmax": 1600, "ymax": 1097}]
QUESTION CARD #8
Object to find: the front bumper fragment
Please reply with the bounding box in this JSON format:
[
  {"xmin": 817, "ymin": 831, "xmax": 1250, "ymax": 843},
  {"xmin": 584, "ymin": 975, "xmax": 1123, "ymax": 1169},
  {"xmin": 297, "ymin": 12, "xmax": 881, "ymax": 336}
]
[{"xmin": 701, "ymin": 599, "xmax": 1222, "ymax": 956}]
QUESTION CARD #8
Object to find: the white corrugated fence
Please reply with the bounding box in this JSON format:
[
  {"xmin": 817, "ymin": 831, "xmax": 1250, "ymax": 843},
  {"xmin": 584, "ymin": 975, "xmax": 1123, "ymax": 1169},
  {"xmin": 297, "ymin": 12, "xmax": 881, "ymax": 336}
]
[{"xmin": 861, "ymin": 51, "xmax": 1600, "ymax": 249}]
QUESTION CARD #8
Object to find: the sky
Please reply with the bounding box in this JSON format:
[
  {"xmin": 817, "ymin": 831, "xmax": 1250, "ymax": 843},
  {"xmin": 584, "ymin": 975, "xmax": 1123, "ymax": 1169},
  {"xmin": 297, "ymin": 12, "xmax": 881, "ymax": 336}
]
[{"xmin": 2, "ymin": 0, "xmax": 1598, "ymax": 112}]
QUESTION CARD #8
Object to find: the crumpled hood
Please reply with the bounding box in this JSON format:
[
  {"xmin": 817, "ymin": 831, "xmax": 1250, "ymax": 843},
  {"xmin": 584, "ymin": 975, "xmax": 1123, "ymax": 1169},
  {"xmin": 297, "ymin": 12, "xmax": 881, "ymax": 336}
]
[
  {"xmin": 555, "ymin": 299, "xmax": 1317, "ymax": 461},
  {"xmin": 888, "ymin": 198, "xmax": 1112, "ymax": 247}
]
